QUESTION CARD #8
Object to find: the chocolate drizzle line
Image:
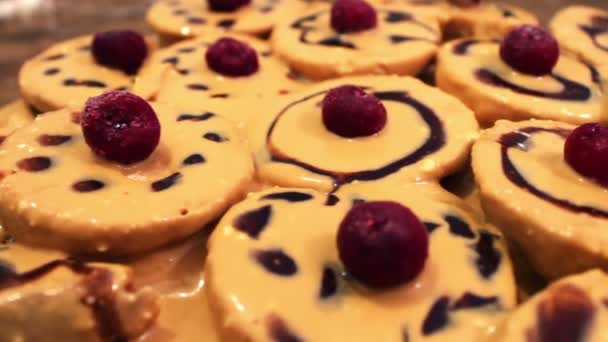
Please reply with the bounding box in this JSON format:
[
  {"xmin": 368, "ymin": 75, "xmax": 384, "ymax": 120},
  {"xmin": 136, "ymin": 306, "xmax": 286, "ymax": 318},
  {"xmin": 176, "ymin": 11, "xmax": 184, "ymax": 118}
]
[
  {"xmin": 476, "ymin": 69, "xmax": 591, "ymax": 101},
  {"xmin": 0, "ymin": 259, "xmax": 128, "ymax": 341},
  {"xmin": 266, "ymin": 90, "xmax": 445, "ymax": 190},
  {"xmin": 291, "ymin": 9, "xmax": 437, "ymax": 49},
  {"xmin": 500, "ymin": 127, "xmax": 608, "ymax": 218},
  {"xmin": 579, "ymin": 16, "xmax": 608, "ymax": 52}
]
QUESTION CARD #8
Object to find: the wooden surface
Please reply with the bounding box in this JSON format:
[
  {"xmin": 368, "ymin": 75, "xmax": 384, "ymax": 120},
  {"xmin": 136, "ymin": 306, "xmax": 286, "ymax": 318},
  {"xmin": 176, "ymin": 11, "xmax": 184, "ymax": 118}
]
[{"xmin": 0, "ymin": 0, "xmax": 605, "ymax": 106}]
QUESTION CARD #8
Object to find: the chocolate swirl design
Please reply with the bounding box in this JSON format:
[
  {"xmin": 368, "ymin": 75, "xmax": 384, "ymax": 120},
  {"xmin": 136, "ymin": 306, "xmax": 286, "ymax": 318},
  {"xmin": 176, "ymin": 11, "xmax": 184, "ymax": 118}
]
[
  {"xmin": 291, "ymin": 10, "xmax": 437, "ymax": 49},
  {"xmin": 579, "ymin": 16, "xmax": 608, "ymax": 52},
  {"xmin": 453, "ymin": 40, "xmax": 593, "ymax": 101},
  {"xmin": 266, "ymin": 90, "xmax": 445, "ymax": 190},
  {"xmin": 499, "ymin": 127, "xmax": 608, "ymax": 218}
]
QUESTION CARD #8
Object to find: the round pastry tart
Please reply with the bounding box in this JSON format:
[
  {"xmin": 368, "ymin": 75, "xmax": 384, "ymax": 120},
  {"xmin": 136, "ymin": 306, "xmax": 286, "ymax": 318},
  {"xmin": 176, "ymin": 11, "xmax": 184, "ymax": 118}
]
[
  {"xmin": 271, "ymin": 0, "xmax": 441, "ymax": 80},
  {"xmin": 550, "ymin": 6, "xmax": 608, "ymax": 70},
  {"xmin": 439, "ymin": 0, "xmax": 538, "ymax": 39},
  {"xmin": 437, "ymin": 27, "xmax": 604, "ymax": 126},
  {"xmin": 492, "ymin": 269, "xmax": 608, "ymax": 342},
  {"xmin": 0, "ymin": 244, "xmax": 159, "ymax": 342},
  {"xmin": 472, "ymin": 119, "xmax": 608, "ymax": 280},
  {"xmin": 0, "ymin": 100, "xmax": 35, "ymax": 146},
  {"xmin": 19, "ymin": 31, "xmax": 152, "ymax": 112},
  {"xmin": 133, "ymin": 33, "xmax": 302, "ymax": 127},
  {"xmin": 206, "ymin": 183, "xmax": 516, "ymax": 341},
  {"xmin": 249, "ymin": 76, "xmax": 478, "ymax": 192},
  {"xmin": 146, "ymin": 0, "xmax": 305, "ymax": 42},
  {"xmin": 0, "ymin": 91, "xmax": 253, "ymax": 256}
]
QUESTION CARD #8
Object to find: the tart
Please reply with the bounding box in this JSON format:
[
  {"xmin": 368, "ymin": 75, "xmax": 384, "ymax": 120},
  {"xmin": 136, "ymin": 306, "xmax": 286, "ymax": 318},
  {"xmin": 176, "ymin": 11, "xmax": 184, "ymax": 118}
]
[
  {"xmin": 436, "ymin": 38, "xmax": 603, "ymax": 126},
  {"xmin": 249, "ymin": 76, "xmax": 478, "ymax": 192},
  {"xmin": 550, "ymin": 6, "xmax": 608, "ymax": 70},
  {"xmin": 472, "ymin": 119, "xmax": 608, "ymax": 279},
  {"xmin": 492, "ymin": 269, "xmax": 608, "ymax": 342},
  {"xmin": 271, "ymin": 1, "xmax": 441, "ymax": 80},
  {"xmin": 133, "ymin": 33, "xmax": 302, "ymax": 127},
  {"xmin": 206, "ymin": 183, "xmax": 515, "ymax": 341},
  {"xmin": 146, "ymin": 0, "xmax": 305, "ymax": 43},
  {"xmin": 19, "ymin": 32, "xmax": 152, "ymax": 112},
  {"xmin": 0, "ymin": 93, "xmax": 253, "ymax": 256}
]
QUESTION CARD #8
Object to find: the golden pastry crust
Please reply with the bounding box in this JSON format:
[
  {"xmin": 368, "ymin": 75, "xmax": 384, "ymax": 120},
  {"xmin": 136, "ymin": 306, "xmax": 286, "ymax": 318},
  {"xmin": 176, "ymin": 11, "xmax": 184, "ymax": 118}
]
[{"xmin": 0, "ymin": 102, "xmax": 254, "ymax": 256}]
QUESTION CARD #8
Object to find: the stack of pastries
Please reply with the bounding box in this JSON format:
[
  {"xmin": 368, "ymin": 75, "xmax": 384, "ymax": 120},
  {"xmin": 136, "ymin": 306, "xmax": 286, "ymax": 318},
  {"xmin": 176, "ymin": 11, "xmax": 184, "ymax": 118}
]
[{"xmin": 0, "ymin": 0, "xmax": 607, "ymax": 340}]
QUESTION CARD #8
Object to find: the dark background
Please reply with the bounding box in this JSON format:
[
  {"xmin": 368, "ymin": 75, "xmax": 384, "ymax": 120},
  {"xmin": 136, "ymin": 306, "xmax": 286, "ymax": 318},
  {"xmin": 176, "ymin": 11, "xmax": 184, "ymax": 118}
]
[{"xmin": 0, "ymin": 0, "xmax": 605, "ymax": 106}]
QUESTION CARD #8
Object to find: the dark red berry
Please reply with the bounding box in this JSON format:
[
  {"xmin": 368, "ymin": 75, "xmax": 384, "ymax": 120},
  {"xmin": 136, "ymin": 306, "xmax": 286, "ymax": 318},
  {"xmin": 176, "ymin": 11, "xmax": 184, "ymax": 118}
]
[
  {"xmin": 330, "ymin": 0, "xmax": 377, "ymax": 34},
  {"xmin": 322, "ymin": 85, "xmax": 387, "ymax": 138},
  {"xmin": 447, "ymin": 0, "xmax": 480, "ymax": 7},
  {"xmin": 205, "ymin": 38, "xmax": 259, "ymax": 77},
  {"xmin": 565, "ymin": 123, "xmax": 608, "ymax": 186},
  {"xmin": 208, "ymin": 0, "xmax": 250, "ymax": 12},
  {"xmin": 82, "ymin": 91, "xmax": 161, "ymax": 165},
  {"xmin": 337, "ymin": 201, "xmax": 429, "ymax": 289},
  {"xmin": 500, "ymin": 25, "xmax": 560, "ymax": 76},
  {"xmin": 92, "ymin": 30, "xmax": 148, "ymax": 75}
]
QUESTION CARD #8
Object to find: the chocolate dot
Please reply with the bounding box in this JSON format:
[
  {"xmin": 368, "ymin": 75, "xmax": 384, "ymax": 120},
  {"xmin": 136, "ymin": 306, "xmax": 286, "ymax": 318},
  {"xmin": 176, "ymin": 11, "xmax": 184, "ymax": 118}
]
[
  {"xmin": 177, "ymin": 69, "xmax": 190, "ymax": 75},
  {"xmin": 37, "ymin": 134, "xmax": 72, "ymax": 146},
  {"xmin": 253, "ymin": 249, "xmax": 297, "ymax": 276},
  {"xmin": 423, "ymin": 221, "xmax": 441, "ymax": 233},
  {"xmin": 151, "ymin": 172, "xmax": 182, "ymax": 192},
  {"xmin": 182, "ymin": 153, "xmax": 206, "ymax": 165},
  {"xmin": 177, "ymin": 47, "xmax": 196, "ymax": 53},
  {"xmin": 234, "ymin": 205, "xmax": 272, "ymax": 239},
  {"xmin": 422, "ymin": 296, "xmax": 450, "ymax": 335},
  {"xmin": 266, "ymin": 314, "xmax": 303, "ymax": 342},
  {"xmin": 173, "ymin": 9, "xmax": 187, "ymax": 15},
  {"xmin": 217, "ymin": 19, "xmax": 236, "ymax": 29},
  {"xmin": 0, "ymin": 136, "xmax": 6, "ymax": 145},
  {"xmin": 472, "ymin": 231, "xmax": 501, "ymax": 279},
  {"xmin": 72, "ymin": 179, "xmax": 105, "ymax": 193},
  {"xmin": 319, "ymin": 267, "xmax": 338, "ymax": 299},
  {"xmin": 203, "ymin": 132, "xmax": 228, "ymax": 142},
  {"xmin": 261, "ymin": 191, "xmax": 313, "ymax": 202},
  {"xmin": 44, "ymin": 68, "xmax": 61, "ymax": 76},
  {"xmin": 210, "ymin": 93, "xmax": 229, "ymax": 98},
  {"xmin": 17, "ymin": 156, "xmax": 52, "ymax": 172},
  {"xmin": 445, "ymin": 215, "xmax": 475, "ymax": 239},
  {"xmin": 187, "ymin": 83, "xmax": 209, "ymax": 91},
  {"xmin": 162, "ymin": 56, "xmax": 179, "ymax": 65},
  {"xmin": 259, "ymin": 5, "xmax": 273, "ymax": 12},
  {"xmin": 385, "ymin": 11, "xmax": 412, "ymax": 22},
  {"xmin": 389, "ymin": 35, "xmax": 413, "ymax": 44},
  {"xmin": 187, "ymin": 17, "xmax": 206, "ymax": 24},
  {"xmin": 325, "ymin": 194, "xmax": 340, "ymax": 206},
  {"xmin": 180, "ymin": 209, "xmax": 189, "ymax": 215},
  {"xmin": 43, "ymin": 53, "xmax": 65, "ymax": 61},
  {"xmin": 451, "ymin": 292, "xmax": 498, "ymax": 310},
  {"xmin": 177, "ymin": 112, "xmax": 215, "ymax": 122}
]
